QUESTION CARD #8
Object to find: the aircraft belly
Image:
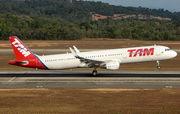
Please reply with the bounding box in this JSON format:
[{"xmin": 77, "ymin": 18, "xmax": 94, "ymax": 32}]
[
  {"xmin": 121, "ymin": 56, "xmax": 154, "ymax": 64},
  {"xmin": 46, "ymin": 60, "xmax": 80, "ymax": 70}
]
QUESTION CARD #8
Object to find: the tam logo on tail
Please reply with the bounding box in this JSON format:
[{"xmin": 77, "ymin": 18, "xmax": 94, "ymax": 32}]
[
  {"xmin": 9, "ymin": 36, "xmax": 48, "ymax": 69},
  {"xmin": 12, "ymin": 38, "xmax": 31, "ymax": 57}
]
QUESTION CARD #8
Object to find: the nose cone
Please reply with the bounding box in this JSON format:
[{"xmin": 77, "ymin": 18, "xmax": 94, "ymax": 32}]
[{"xmin": 171, "ymin": 51, "xmax": 177, "ymax": 58}]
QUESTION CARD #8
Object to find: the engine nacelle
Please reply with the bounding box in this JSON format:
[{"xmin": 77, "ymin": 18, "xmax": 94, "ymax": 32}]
[{"xmin": 105, "ymin": 61, "xmax": 120, "ymax": 70}]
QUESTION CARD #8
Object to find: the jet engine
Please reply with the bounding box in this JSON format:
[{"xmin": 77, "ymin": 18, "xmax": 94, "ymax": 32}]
[{"xmin": 105, "ymin": 61, "xmax": 120, "ymax": 70}]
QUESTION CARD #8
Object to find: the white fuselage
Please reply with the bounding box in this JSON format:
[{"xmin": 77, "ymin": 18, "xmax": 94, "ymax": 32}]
[{"xmin": 38, "ymin": 45, "xmax": 177, "ymax": 70}]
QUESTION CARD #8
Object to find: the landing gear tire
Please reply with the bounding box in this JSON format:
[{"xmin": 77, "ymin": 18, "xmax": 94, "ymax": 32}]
[
  {"xmin": 157, "ymin": 66, "xmax": 161, "ymax": 69},
  {"xmin": 92, "ymin": 70, "xmax": 97, "ymax": 76},
  {"xmin": 156, "ymin": 60, "xmax": 161, "ymax": 70}
]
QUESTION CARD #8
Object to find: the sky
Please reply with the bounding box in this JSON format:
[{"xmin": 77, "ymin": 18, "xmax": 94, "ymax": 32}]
[{"xmin": 86, "ymin": 0, "xmax": 180, "ymax": 12}]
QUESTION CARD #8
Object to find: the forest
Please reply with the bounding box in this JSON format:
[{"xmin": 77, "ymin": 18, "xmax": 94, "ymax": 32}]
[{"xmin": 0, "ymin": 0, "xmax": 180, "ymax": 40}]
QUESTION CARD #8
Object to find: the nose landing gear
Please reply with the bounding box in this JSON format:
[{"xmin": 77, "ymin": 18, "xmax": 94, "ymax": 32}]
[{"xmin": 157, "ymin": 60, "xmax": 161, "ymax": 69}]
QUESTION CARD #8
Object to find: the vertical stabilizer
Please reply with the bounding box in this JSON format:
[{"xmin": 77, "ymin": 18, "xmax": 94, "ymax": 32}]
[{"xmin": 9, "ymin": 36, "xmax": 34, "ymax": 60}]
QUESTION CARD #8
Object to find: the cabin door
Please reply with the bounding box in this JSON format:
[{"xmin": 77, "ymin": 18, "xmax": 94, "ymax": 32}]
[
  {"xmin": 36, "ymin": 58, "xmax": 41, "ymax": 66},
  {"xmin": 156, "ymin": 47, "xmax": 161, "ymax": 56},
  {"xmin": 123, "ymin": 52, "xmax": 127, "ymax": 59}
]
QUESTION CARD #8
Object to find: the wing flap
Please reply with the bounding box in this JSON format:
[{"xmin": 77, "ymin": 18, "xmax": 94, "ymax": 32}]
[{"xmin": 69, "ymin": 47, "xmax": 105, "ymax": 67}]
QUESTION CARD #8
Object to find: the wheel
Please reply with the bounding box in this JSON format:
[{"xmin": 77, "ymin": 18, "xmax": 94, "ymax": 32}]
[
  {"xmin": 92, "ymin": 70, "xmax": 97, "ymax": 76},
  {"xmin": 157, "ymin": 66, "xmax": 161, "ymax": 69}
]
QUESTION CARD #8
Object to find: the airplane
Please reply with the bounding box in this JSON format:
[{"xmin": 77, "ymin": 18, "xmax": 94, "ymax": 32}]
[{"xmin": 9, "ymin": 36, "xmax": 177, "ymax": 76}]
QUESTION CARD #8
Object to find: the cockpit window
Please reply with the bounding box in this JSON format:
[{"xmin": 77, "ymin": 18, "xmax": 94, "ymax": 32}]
[{"xmin": 165, "ymin": 48, "xmax": 171, "ymax": 51}]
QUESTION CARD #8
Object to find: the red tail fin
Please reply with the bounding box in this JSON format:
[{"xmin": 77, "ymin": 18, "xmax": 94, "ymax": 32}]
[{"xmin": 9, "ymin": 36, "xmax": 34, "ymax": 60}]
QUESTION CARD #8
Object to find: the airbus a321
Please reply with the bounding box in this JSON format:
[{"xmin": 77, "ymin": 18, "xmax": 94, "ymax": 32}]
[{"xmin": 9, "ymin": 36, "xmax": 177, "ymax": 76}]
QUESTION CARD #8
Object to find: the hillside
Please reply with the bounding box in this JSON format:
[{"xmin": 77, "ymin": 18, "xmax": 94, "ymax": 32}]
[
  {"xmin": 0, "ymin": 0, "xmax": 180, "ymax": 21},
  {"xmin": 92, "ymin": 13, "xmax": 172, "ymax": 21}
]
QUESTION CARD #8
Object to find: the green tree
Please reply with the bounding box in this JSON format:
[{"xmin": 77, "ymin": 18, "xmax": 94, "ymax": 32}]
[
  {"xmin": 105, "ymin": 26, "xmax": 119, "ymax": 38},
  {"xmin": 164, "ymin": 31, "xmax": 172, "ymax": 40}
]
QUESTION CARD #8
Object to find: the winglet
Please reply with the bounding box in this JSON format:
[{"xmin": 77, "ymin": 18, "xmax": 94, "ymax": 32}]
[
  {"xmin": 69, "ymin": 47, "xmax": 78, "ymax": 57},
  {"xmin": 73, "ymin": 46, "xmax": 80, "ymax": 53}
]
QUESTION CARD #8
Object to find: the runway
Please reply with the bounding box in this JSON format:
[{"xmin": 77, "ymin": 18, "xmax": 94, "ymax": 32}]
[{"xmin": 0, "ymin": 70, "xmax": 180, "ymax": 88}]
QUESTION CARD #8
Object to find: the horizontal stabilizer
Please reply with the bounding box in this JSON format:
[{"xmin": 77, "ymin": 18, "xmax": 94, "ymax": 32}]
[{"xmin": 9, "ymin": 60, "xmax": 29, "ymax": 65}]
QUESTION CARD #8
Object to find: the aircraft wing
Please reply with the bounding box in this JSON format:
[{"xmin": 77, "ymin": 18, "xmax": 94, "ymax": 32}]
[{"xmin": 69, "ymin": 47, "xmax": 104, "ymax": 67}]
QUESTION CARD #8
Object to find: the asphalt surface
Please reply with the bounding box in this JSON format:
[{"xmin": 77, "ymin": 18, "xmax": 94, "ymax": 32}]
[{"xmin": 0, "ymin": 70, "xmax": 180, "ymax": 88}]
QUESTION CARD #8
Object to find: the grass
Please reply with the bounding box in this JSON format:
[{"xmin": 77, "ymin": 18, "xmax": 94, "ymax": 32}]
[
  {"xmin": 1, "ymin": 38, "xmax": 180, "ymax": 49},
  {"xmin": 0, "ymin": 88, "xmax": 180, "ymax": 114}
]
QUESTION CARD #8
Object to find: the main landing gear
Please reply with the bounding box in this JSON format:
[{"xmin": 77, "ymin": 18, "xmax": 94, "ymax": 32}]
[
  {"xmin": 157, "ymin": 60, "xmax": 161, "ymax": 69},
  {"xmin": 92, "ymin": 67, "xmax": 97, "ymax": 76}
]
